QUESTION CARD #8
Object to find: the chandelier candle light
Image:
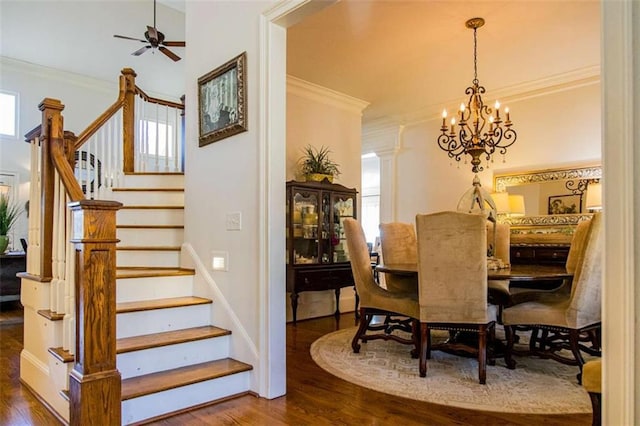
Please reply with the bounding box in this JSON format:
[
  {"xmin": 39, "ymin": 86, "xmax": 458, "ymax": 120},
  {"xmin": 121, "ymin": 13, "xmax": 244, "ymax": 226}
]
[{"xmin": 438, "ymin": 17, "xmax": 517, "ymax": 173}]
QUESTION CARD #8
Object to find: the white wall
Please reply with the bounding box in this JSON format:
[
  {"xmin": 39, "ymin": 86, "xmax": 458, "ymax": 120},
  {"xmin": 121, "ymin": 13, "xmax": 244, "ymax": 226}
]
[
  {"xmin": 0, "ymin": 57, "xmax": 119, "ymax": 249},
  {"xmin": 392, "ymin": 82, "xmax": 601, "ymax": 223},
  {"xmin": 285, "ymin": 78, "xmax": 366, "ymax": 322},
  {"xmin": 184, "ymin": 0, "xmax": 281, "ymax": 397}
]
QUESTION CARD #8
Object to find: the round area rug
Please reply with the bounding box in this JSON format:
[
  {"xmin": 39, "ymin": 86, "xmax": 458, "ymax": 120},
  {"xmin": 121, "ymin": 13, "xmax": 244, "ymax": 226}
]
[{"xmin": 310, "ymin": 327, "xmax": 592, "ymax": 414}]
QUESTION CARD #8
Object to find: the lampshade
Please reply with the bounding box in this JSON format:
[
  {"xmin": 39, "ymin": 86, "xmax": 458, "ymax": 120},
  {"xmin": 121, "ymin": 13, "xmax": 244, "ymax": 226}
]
[
  {"xmin": 508, "ymin": 195, "xmax": 526, "ymax": 217},
  {"xmin": 586, "ymin": 182, "xmax": 602, "ymax": 211},
  {"xmin": 491, "ymin": 192, "xmax": 511, "ymax": 214}
]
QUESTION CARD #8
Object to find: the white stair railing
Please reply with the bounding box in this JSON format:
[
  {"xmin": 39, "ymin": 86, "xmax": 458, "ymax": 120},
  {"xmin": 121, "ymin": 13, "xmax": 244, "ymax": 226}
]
[
  {"xmin": 134, "ymin": 90, "xmax": 183, "ymax": 173},
  {"xmin": 27, "ymin": 134, "xmax": 42, "ymax": 276}
]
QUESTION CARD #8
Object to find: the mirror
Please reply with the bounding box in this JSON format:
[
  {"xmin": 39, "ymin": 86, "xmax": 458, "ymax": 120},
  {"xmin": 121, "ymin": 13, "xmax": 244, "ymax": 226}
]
[{"xmin": 493, "ymin": 165, "xmax": 601, "ymax": 241}]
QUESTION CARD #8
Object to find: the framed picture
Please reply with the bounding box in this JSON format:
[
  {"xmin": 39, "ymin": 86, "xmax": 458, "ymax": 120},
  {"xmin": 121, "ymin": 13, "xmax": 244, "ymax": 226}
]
[
  {"xmin": 198, "ymin": 52, "xmax": 247, "ymax": 146},
  {"xmin": 548, "ymin": 194, "xmax": 582, "ymax": 215}
]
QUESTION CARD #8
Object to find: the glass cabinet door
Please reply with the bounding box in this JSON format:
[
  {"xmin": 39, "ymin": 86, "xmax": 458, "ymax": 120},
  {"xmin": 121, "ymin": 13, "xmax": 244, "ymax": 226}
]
[
  {"xmin": 292, "ymin": 190, "xmax": 320, "ymax": 264},
  {"xmin": 332, "ymin": 194, "xmax": 356, "ymax": 262}
]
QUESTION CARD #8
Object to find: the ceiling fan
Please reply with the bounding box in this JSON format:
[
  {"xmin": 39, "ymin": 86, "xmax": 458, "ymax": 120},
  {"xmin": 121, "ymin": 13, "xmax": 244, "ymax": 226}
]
[{"xmin": 113, "ymin": 0, "xmax": 185, "ymax": 62}]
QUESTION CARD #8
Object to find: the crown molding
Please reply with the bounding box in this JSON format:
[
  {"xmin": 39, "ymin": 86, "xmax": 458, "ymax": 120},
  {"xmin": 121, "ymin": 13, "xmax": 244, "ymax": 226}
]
[
  {"xmin": 361, "ymin": 122, "xmax": 404, "ymax": 156},
  {"xmin": 287, "ymin": 75, "xmax": 370, "ymax": 115},
  {"xmin": 390, "ymin": 65, "xmax": 601, "ymax": 127},
  {"xmin": 1, "ymin": 56, "xmax": 116, "ymax": 94}
]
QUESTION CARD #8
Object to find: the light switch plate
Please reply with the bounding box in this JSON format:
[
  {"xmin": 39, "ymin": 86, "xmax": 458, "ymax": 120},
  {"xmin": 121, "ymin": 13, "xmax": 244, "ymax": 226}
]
[{"xmin": 226, "ymin": 211, "xmax": 242, "ymax": 230}]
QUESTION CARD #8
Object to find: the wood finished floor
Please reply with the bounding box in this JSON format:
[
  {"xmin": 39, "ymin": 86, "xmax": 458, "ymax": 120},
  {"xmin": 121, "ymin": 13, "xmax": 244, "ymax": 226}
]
[{"xmin": 0, "ymin": 304, "xmax": 590, "ymax": 425}]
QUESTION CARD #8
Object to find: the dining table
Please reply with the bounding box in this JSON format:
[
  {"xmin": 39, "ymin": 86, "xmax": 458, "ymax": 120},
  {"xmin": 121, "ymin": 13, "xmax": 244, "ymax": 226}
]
[
  {"xmin": 376, "ymin": 262, "xmax": 573, "ymax": 284},
  {"xmin": 375, "ymin": 262, "xmax": 574, "ymax": 356}
]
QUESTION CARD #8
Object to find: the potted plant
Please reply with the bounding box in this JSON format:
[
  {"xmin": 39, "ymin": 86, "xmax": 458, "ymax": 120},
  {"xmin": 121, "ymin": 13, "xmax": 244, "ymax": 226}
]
[
  {"xmin": 0, "ymin": 194, "xmax": 20, "ymax": 253},
  {"xmin": 298, "ymin": 145, "xmax": 341, "ymax": 183}
]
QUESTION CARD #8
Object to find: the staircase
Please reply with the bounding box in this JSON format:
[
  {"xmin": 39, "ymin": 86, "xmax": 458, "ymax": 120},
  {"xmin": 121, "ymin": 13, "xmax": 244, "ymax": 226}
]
[{"xmin": 94, "ymin": 173, "xmax": 252, "ymax": 424}]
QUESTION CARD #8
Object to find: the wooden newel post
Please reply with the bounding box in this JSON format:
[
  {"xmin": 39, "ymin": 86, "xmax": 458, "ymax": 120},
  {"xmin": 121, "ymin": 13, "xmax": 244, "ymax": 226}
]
[
  {"xmin": 121, "ymin": 68, "xmax": 137, "ymax": 174},
  {"xmin": 39, "ymin": 98, "xmax": 65, "ymax": 280},
  {"xmin": 68, "ymin": 199, "xmax": 123, "ymax": 425}
]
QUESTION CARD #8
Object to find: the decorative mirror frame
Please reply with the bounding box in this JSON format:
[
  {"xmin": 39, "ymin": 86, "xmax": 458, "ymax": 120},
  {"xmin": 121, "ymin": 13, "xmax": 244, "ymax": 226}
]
[{"xmin": 494, "ymin": 164, "xmax": 601, "ymax": 231}]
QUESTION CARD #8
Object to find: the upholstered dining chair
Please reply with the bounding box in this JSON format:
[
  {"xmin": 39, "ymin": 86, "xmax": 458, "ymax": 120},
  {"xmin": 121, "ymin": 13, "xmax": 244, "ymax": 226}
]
[
  {"xmin": 502, "ymin": 213, "xmax": 602, "ymax": 380},
  {"xmin": 486, "ymin": 222, "xmax": 511, "ymax": 319},
  {"xmin": 343, "ymin": 218, "xmax": 420, "ymax": 354},
  {"xmin": 415, "ymin": 211, "xmax": 497, "ymax": 384},
  {"xmin": 379, "ymin": 222, "xmax": 419, "ymax": 295}
]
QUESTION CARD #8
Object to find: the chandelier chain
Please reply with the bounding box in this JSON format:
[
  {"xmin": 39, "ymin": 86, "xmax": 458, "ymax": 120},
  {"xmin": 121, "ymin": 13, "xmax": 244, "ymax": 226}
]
[{"xmin": 473, "ymin": 27, "xmax": 478, "ymax": 84}]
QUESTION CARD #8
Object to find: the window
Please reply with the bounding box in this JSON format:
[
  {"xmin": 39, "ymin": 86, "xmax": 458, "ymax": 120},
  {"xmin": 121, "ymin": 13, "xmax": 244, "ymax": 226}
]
[
  {"xmin": 140, "ymin": 120, "xmax": 175, "ymax": 157},
  {"xmin": 0, "ymin": 91, "xmax": 18, "ymax": 138},
  {"xmin": 361, "ymin": 153, "xmax": 381, "ymax": 246}
]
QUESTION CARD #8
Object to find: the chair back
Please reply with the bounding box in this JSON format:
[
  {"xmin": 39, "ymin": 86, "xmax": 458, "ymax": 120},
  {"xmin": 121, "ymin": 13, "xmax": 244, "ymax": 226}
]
[
  {"xmin": 416, "ymin": 211, "xmax": 488, "ymax": 323},
  {"xmin": 567, "ymin": 212, "xmax": 602, "ymax": 327},
  {"xmin": 487, "ymin": 222, "xmax": 510, "ymax": 264},
  {"xmin": 565, "ymin": 218, "xmax": 592, "ymax": 275},
  {"xmin": 344, "ymin": 218, "xmax": 378, "ymax": 305},
  {"xmin": 379, "ymin": 222, "xmax": 418, "ymax": 293}
]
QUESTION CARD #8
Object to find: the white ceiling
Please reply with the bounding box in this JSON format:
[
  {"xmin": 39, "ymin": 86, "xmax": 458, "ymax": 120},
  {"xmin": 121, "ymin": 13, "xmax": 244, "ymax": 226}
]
[
  {"xmin": 0, "ymin": 0, "xmax": 186, "ymax": 99},
  {"xmin": 1, "ymin": 1, "xmax": 600, "ymax": 123},
  {"xmin": 287, "ymin": 0, "xmax": 601, "ymax": 124}
]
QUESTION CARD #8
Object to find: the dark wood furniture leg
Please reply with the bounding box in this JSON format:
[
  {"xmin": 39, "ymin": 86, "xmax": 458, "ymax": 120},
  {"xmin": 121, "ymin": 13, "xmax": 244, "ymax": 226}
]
[{"xmin": 290, "ymin": 292, "xmax": 299, "ymax": 324}]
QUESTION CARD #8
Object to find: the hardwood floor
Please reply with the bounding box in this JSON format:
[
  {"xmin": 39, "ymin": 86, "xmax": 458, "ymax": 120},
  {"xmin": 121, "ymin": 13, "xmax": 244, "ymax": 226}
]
[{"xmin": 0, "ymin": 305, "xmax": 590, "ymax": 425}]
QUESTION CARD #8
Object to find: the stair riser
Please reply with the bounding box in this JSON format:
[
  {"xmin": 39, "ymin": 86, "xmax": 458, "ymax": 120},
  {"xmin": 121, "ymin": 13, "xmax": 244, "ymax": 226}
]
[
  {"xmin": 117, "ymin": 250, "xmax": 181, "ymax": 268},
  {"xmin": 118, "ymin": 336, "xmax": 231, "ymax": 379},
  {"xmin": 109, "ymin": 190, "xmax": 184, "ymax": 207},
  {"xmin": 117, "ymin": 209, "xmax": 184, "ymax": 226},
  {"xmin": 116, "ymin": 304, "xmax": 211, "ymax": 338},
  {"xmin": 121, "ymin": 372, "xmax": 251, "ymax": 425},
  {"xmin": 117, "ymin": 228, "xmax": 184, "ymax": 247},
  {"xmin": 117, "ymin": 275, "xmax": 194, "ymax": 303},
  {"xmin": 121, "ymin": 174, "xmax": 184, "ymax": 189}
]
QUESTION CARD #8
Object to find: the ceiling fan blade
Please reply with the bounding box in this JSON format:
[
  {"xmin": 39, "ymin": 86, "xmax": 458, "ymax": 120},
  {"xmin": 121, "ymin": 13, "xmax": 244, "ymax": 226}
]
[
  {"xmin": 159, "ymin": 46, "xmax": 181, "ymax": 62},
  {"xmin": 162, "ymin": 41, "xmax": 185, "ymax": 47},
  {"xmin": 132, "ymin": 45, "xmax": 152, "ymax": 56},
  {"xmin": 114, "ymin": 34, "xmax": 146, "ymax": 43}
]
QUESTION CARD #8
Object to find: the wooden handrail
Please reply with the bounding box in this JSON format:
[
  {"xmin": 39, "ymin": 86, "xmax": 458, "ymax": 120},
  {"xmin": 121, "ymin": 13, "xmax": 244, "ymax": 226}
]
[
  {"xmin": 74, "ymin": 94, "xmax": 125, "ymax": 151},
  {"xmin": 25, "ymin": 125, "xmax": 42, "ymax": 142},
  {"xmin": 50, "ymin": 136, "xmax": 85, "ymax": 202},
  {"xmin": 135, "ymin": 85, "xmax": 185, "ymax": 110}
]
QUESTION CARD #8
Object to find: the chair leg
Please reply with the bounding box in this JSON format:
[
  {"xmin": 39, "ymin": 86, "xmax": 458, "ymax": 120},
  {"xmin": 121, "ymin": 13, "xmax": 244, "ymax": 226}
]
[
  {"xmin": 419, "ymin": 322, "xmax": 429, "ymax": 377},
  {"xmin": 478, "ymin": 324, "xmax": 487, "ymax": 384},
  {"xmin": 351, "ymin": 309, "xmax": 371, "ymax": 353},
  {"xmin": 504, "ymin": 325, "xmax": 517, "ymax": 369},
  {"xmin": 410, "ymin": 319, "xmax": 420, "ymax": 359},
  {"xmin": 487, "ymin": 323, "xmax": 496, "ymax": 366},
  {"xmin": 588, "ymin": 392, "xmax": 601, "ymax": 426},
  {"xmin": 569, "ymin": 329, "xmax": 586, "ymax": 383}
]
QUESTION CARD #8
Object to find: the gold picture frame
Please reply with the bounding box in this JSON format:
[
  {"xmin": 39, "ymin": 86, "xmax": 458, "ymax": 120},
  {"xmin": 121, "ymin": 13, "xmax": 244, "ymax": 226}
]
[{"xmin": 198, "ymin": 52, "xmax": 247, "ymax": 146}]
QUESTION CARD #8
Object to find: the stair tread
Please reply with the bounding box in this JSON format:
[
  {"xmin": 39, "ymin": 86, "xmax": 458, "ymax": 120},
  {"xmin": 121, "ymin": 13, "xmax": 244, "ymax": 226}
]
[
  {"xmin": 120, "ymin": 205, "xmax": 184, "ymax": 210},
  {"xmin": 112, "ymin": 188, "xmax": 184, "ymax": 192},
  {"xmin": 117, "ymin": 246, "xmax": 181, "ymax": 251},
  {"xmin": 48, "ymin": 347, "xmax": 74, "ymax": 363},
  {"xmin": 117, "ymin": 225, "xmax": 184, "ymax": 229},
  {"xmin": 121, "ymin": 358, "xmax": 252, "ymax": 401},
  {"xmin": 116, "ymin": 267, "xmax": 194, "ymax": 279},
  {"xmin": 124, "ymin": 172, "xmax": 184, "ymax": 176},
  {"xmin": 37, "ymin": 309, "xmax": 64, "ymax": 321},
  {"xmin": 117, "ymin": 325, "xmax": 231, "ymax": 354},
  {"xmin": 117, "ymin": 296, "xmax": 212, "ymax": 313}
]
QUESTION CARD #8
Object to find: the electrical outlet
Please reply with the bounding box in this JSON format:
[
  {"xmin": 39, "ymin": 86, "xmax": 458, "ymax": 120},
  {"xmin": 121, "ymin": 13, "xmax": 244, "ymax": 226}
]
[{"xmin": 226, "ymin": 212, "xmax": 242, "ymax": 230}]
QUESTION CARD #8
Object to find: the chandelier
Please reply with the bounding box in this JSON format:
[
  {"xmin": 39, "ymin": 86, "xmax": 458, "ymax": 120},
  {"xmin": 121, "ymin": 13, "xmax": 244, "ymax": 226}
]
[{"xmin": 437, "ymin": 17, "xmax": 517, "ymax": 173}]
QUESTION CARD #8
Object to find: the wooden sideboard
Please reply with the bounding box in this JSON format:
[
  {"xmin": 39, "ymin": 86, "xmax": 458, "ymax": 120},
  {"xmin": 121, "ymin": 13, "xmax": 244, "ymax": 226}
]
[
  {"xmin": 510, "ymin": 244, "xmax": 570, "ymax": 265},
  {"xmin": 0, "ymin": 252, "xmax": 26, "ymax": 302}
]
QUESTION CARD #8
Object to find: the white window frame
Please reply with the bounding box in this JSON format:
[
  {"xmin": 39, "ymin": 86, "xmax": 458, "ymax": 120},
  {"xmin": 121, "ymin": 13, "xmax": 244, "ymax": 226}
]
[
  {"xmin": 140, "ymin": 118, "xmax": 175, "ymax": 158},
  {"xmin": 0, "ymin": 90, "xmax": 19, "ymax": 140}
]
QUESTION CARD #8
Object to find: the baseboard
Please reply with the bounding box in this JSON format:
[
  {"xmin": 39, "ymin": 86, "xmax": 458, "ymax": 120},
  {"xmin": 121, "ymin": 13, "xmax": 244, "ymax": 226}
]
[
  {"xmin": 286, "ymin": 290, "xmax": 356, "ymax": 322},
  {"xmin": 20, "ymin": 350, "xmax": 70, "ymax": 423}
]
